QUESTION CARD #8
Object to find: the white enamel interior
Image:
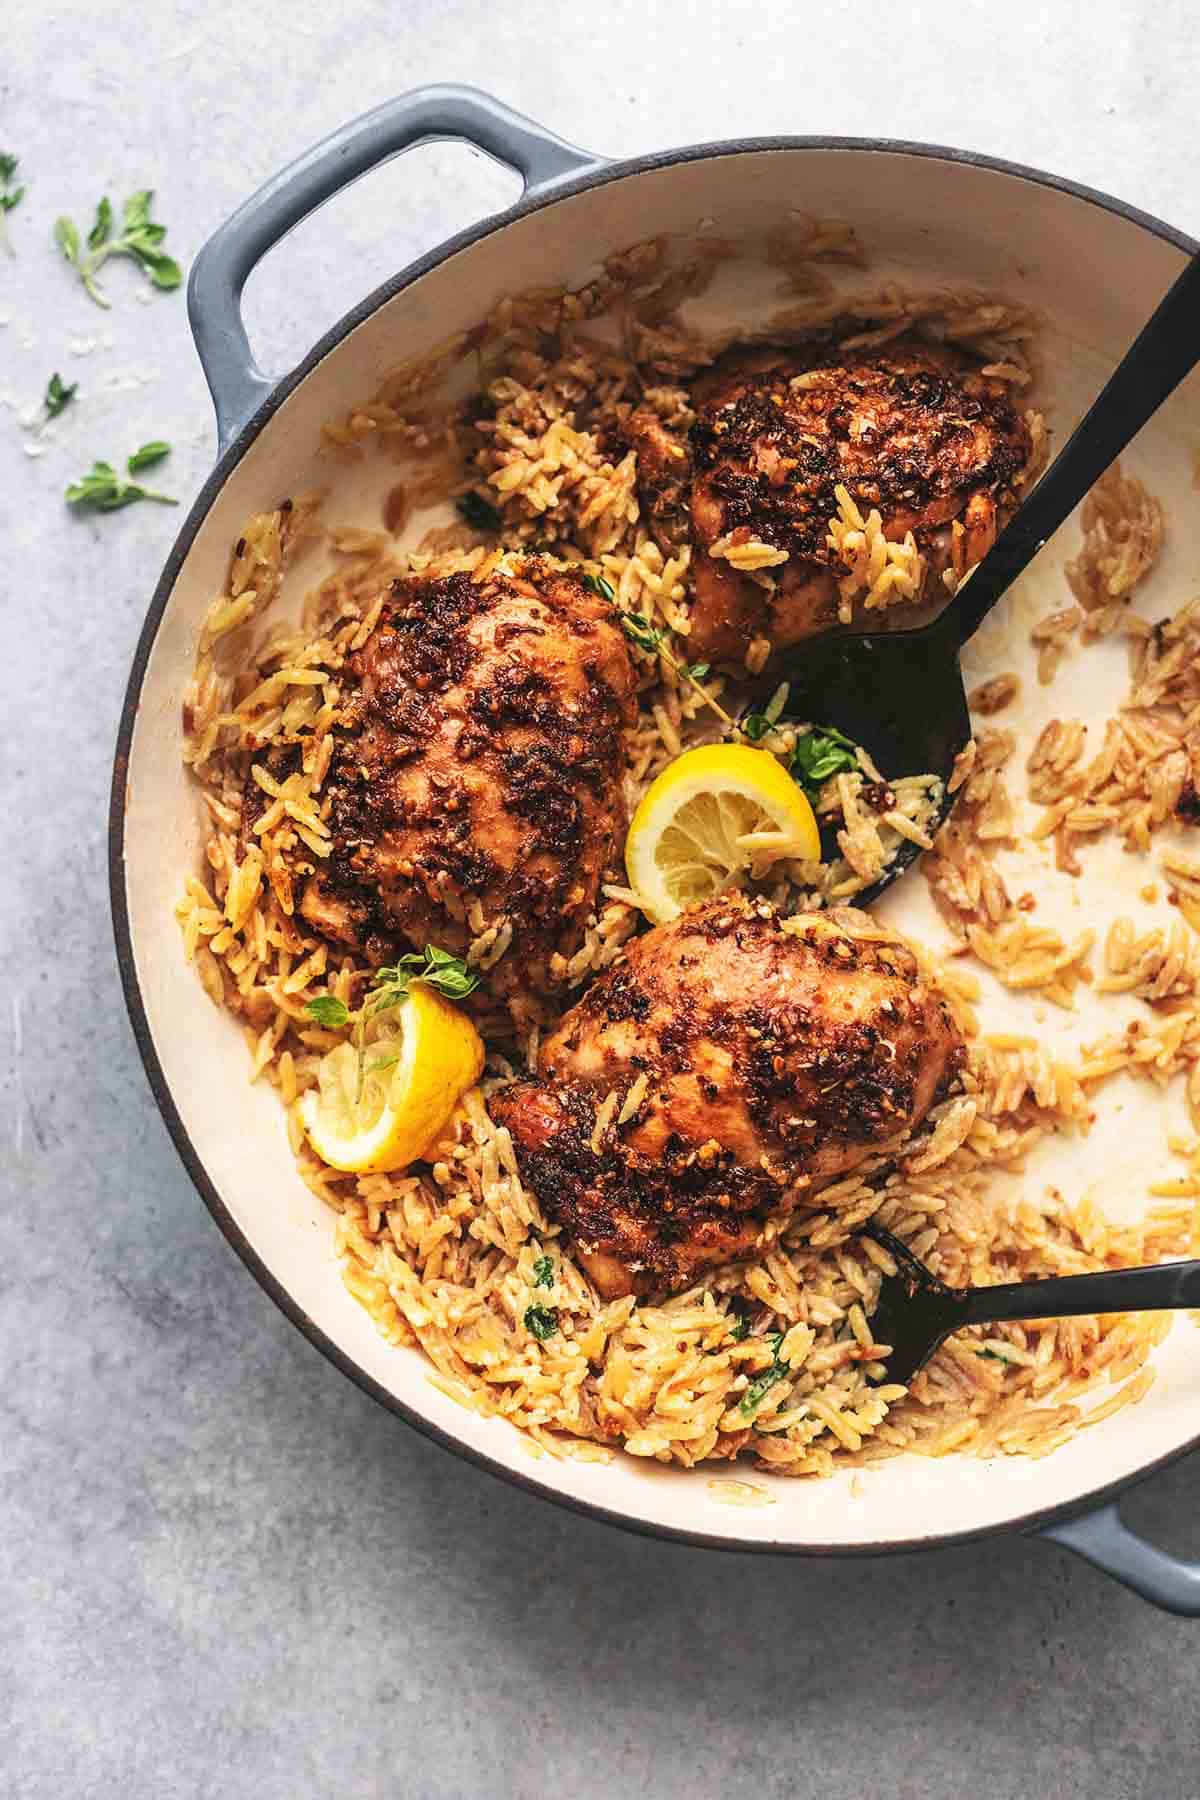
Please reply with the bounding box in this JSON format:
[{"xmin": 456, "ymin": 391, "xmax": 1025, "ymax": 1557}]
[{"xmin": 121, "ymin": 147, "xmax": 1200, "ymax": 1549}]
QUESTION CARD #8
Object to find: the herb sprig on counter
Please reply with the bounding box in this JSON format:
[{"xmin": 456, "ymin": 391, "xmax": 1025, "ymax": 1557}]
[
  {"xmin": 0, "ymin": 153, "xmax": 24, "ymax": 255},
  {"xmin": 66, "ymin": 442, "xmax": 176, "ymax": 511},
  {"xmin": 55, "ymin": 190, "xmax": 182, "ymax": 308}
]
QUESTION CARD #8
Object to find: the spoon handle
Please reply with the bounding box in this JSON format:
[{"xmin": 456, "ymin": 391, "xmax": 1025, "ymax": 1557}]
[
  {"xmin": 950, "ymin": 249, "xmax": 1200, "ymax": 650},
  {"xmin": 959, "ymin": 1257, "xmax": 1200, "ymax": 1329}
]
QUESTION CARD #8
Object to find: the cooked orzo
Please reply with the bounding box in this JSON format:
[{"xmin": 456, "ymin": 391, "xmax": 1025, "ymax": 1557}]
[{"xmin": 176, "ymin": 222, "xmax": 1199, "ymax": 1478}]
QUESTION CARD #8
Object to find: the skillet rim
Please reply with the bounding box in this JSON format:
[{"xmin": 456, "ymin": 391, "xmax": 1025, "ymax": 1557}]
[{"xmin": 110, "ymin": 131, "xmax": 1200, "ymax": 1556}]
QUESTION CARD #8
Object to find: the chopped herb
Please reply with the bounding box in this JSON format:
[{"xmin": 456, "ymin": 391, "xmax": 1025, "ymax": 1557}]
[
  {"xmin": 54, "ymin": 189, "xmax": 182, "ymax": 309},
  {"xmin": 740, "ymin": 682, "xmax": 791, "ymax": 743},
  {"xmin": 738, "ymin": 1328, "xmax": 791, "ymax": 1415},
  {"xmin": 44, "ymin": 373, "xmax": 77, "ymax": 420},
  {"xmin": 0, "ymin": 152, "xmax": 25, "ymax": 255},
  {"xmin": 789, "ymin": 724, "xmax": 860, "ymax": 798},
  {"xmin": 456, "ymin": 490, "xmax": 502, "ymax": 533},
  {"xmin": 369, "ymin": 944, "xmax": 480, "ymax": 1012},
  {"xmin": 531, "ymin": 1254, "xmax": 555, "ymax": 1288},
  {"xmin": 727, "ymin": 1311, "xmax": 750, "ymax": 1343},
  {"xmin": 304, "ymin": 995, "xmax": 350, "ymax": 1029},
  {"xmin": 523, "ymin": 1303, "xmax": 559, "ymax": 1342},
  {"xmin": 740, "ymin": 1355, "xmax": 790, "ymax": 1417},
  {"xmin": 584, "ymin": 571, "xmax": 616, "ymax": 602},
  {"xmin": 66, "ymin": 444, "xmax": 177, "ymax": 511},
  {"xmin": 975, "ymin": 1345, "xmax": 1016, "ymax": 1364},
  {"xmin": 683, "ymin": 661, "xmax": 710, "ymax": 680}
]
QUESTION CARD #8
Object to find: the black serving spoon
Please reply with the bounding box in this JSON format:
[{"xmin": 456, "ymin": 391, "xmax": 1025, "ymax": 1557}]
[
  {"xmin": 861, "ymin": 1221, "xmax": 1200, "ymax": 1385},
  {"xmin": 747, "ymin": 250, "xmax": 1200, "ymax": 903}
]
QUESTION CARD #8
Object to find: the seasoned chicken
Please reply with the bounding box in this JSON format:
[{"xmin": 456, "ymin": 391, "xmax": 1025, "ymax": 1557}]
[
  {"xmin": 492, "ymin": 892, "xmax": 964, "ymax": 1297},
  {"xmin": 281, "ymin": 559, "xmax": 636, "ymax": 1025},
  {"xmin": 626, "ymin": 336, "xmax": 1033, "ymax": 668}
]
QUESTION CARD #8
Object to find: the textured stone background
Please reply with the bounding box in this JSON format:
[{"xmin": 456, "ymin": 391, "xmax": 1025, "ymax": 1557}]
[{"xmin": 4, "ymin": 3, "xmax": 1200, "ymax": 1795}]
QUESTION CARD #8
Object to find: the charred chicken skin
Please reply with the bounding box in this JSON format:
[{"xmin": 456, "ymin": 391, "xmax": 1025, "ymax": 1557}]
[
  {"xmin": 277, "ymin": 560, "xmax": 636, "ymax": 1024},
  {"xmin": 492, "ymin": 892, "xmax": 964, "ymax": 1297},
  {"xmin": 626, "ymin": 337, "xmax": 1033, "ymax": 668}
]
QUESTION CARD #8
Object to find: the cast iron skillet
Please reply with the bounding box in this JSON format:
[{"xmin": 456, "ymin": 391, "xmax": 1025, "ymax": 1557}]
[{"xmin": 110, "ymin": 84, "xmax": 1200, "ymax": 1614}]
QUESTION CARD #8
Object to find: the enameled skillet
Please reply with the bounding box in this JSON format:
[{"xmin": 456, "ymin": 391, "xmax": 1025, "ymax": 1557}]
[{"xmin": 111, "ymin": 85, "xmax": 1200, "ymax": 1612}]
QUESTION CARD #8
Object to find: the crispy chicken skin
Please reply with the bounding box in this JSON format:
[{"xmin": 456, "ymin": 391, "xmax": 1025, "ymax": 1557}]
[
  {"xmin": 626, "ymin": 336, "xmax": 1033, "ymax": 668},
  {"xmin": 283, "ymin": 560, "xmax": 636, "ymax": 1024},
  {"xmin": 492, "ymin": 892, "xmax": 965, "ymax": 1297}
]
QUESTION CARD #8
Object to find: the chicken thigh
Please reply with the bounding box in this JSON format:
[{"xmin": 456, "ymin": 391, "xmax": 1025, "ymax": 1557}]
[
  {"xmin": 280, "ymin": 559, "xmax": 636, "ymax": 1025},
  {"xmin": 626, "ymin": 337, "xmax": 1034, "ymax": 668},
  {"xmin": 492, "ymin": 892, "xmax": 964, "ymax": 1296}
]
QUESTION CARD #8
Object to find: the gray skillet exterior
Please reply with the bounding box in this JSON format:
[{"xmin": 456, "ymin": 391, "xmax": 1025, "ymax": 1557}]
[{"xmin": 110, "ymin": 84, "xmax": 1200, "ymax": 1610}]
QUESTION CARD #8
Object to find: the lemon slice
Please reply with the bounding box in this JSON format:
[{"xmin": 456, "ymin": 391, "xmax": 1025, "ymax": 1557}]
[
  {"xmin": 625, "ymin": 743, "xmax": 821, "ymax": 923},
  {"xmin": 300, "ymin": 980, "xmax": 484, "ymax": 1174}
]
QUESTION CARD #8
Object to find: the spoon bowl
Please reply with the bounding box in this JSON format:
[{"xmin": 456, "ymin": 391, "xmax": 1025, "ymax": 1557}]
[
  {"xmin": 860, "ymin": 1221, "xmax": 1200, "ymax": 1386},
  {"xmin": 744, "ymin": 247, "xmax": 1200, "ymax": 903}
]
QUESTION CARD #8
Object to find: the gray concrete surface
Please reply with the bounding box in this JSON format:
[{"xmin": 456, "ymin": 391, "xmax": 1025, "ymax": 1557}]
[{"xmin": 4, "ymin": 3, "xmax": 1200, "ymax": 1794}]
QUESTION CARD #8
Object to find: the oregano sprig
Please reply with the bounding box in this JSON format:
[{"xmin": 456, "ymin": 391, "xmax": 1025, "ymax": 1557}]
[
  {"xmin": 303, "ymin": 945, "xmax": 480, "ymax": 1033},
  {"xmin": 66, "ymin": 442, "xmax": 176, "ymax": 512},
  {"xmin": 55, "ymin": 190, "xmax": 182, "ymax": 308}
]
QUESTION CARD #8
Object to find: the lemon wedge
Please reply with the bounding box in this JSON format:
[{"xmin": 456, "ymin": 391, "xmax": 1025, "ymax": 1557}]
[
  {"xmin": 624, "ymin": 743, "xmax": 821, "ymax": 923},
  {"xmin": 300, "ymin": 980, "xmax": 484, "ymax": 1174}
]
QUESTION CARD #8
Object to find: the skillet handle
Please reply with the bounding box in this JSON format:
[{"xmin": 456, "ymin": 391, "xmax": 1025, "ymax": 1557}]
[
  {"xmin": 1041, "ymin": 1501, "xmax": 1200, "ymax": 1616},
  {"xmin": 187, "ymin": 83, "xmax": 602, "ymax": 451}
]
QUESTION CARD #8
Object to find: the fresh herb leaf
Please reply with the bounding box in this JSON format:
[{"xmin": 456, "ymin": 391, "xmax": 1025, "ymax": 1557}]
[
  {"xmin": 304, "ymin": 995, "xmax": 350, "ymax": 1028},
  {"xmin": 727, "ymin": 1307, "xmax": 751, "ymax": 1343},
  {"xmin": 975, "ymin": 1345, "xmax": 1016, "ymax": 1364},
  {"xmin": 531, "ymin": 1254, "xmax": 554, "ymax": 1288},
  {"xmin": 66, "ymin": 454, "xmax": 177, "ymax": 512},
  {"xmin": 55, "ymin": 189, "xmax": 182, "ymax": 309},
  {"xmin": 456, "ymin": 491, "xmax": 502, "ymax": 533},
  {"xmin": 44, "ymin": 373, "xmax": 77, "ymax": 419},
  {"xmin": 368, "ymin": 944, "xmax": 480, "ymax": 1012},
  {"xmin": 683, "ymin": 661, "xmax": 710, "ymax": 681},
  {"xmin": 523, "ymin": 1303, "xmax": 559, "ymax": 1342},
  {"xmin": 88, "ymin": 196, "xmax": 113, "ymax": 251},
  {"xmin": 620, "ymin": 611, "xmax": 669, "ymax": 656},
  {"xmin": 740, "ymin": 1354, "xmax": 790, "ymax": 1417},
  {"xmin": 65, "ymin": 444, "xmax": 177, "ymax": 512},
  {"xmin": 123, "ymin": 189, "xmax": 152, "ymax": 231},
  {"xmin": 767, "ymin": 1330, "xmax": 786, "ymax": 1358},
  {"xmin": 789, "ymin": 724, "xmax": 860, "ymax": 798},
  {"xmin": 584, "ymin": 571, "xmax": 616, "ymax": 602},
  {"xmin": 741, "ymin": 682, "xmax": 792, "ymax": 743},
  {"xmin": 0, "ymin": 153, "xmax": 24, "ymax": 255},
  {"xmin": 126, "ymin": 439, "xmax": 171, "ymax": 473},
  {"xmin": 54, "ymin": 214, "xmax": 81, "ymax": 263}
]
